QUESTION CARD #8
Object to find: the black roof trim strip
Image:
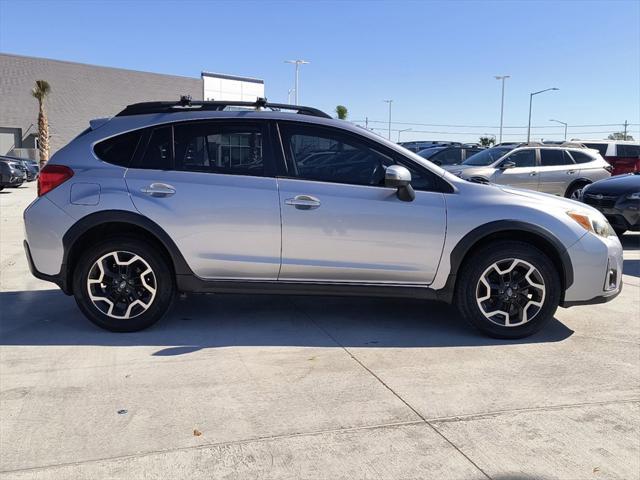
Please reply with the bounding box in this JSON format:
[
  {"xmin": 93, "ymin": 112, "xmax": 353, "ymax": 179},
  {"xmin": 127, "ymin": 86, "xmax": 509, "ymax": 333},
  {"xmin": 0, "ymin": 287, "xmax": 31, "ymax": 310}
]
[{"xmin": 115, "ymin": 97, "xmax": 332, "ymax": 119}]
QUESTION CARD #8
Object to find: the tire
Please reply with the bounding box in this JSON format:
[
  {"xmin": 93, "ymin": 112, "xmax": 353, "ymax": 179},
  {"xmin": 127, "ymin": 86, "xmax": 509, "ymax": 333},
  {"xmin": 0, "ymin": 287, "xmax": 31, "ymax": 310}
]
[
  {"xmin": 72, "ymin": 237, "xmax": 174, "ymax": 332},
  {"xmin": 454, "ymin": 240, "xmax": 561, "ymax": 339},
  {"xmin": 565, "ymin": 182, "xmax": 589, "ymax": 200}
]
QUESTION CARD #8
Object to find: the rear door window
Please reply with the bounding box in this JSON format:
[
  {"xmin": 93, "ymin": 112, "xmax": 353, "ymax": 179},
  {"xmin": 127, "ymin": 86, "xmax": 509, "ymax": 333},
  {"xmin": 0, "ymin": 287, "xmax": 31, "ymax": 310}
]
[
  {"xmin": 540, "ymin": 149, "xmax": 574, "ymax": 166},
  {"xmin": 173, "ymin": 122, "xmax": 265, "ymax": 176}
]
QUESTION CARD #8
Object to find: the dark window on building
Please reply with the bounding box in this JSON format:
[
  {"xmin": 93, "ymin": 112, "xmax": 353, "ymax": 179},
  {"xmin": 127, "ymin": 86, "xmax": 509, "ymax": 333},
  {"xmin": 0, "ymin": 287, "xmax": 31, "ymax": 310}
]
[
  {"xmin": 173, "ymin": 122, "xmax": 264, "ymax": 176},
  {"xmin": 616, "ymin": 144, "xmax": 640, "ymax": 157},
  {"xmin": 503, "ymin": 149, "xmax": 536, "ymax": 167},
  {"xmin": 540, "ymin": 149, "xmax": 573, "ymax": 166},
  {"xmin": 569, "ymin": 150, "xmax": 596, "ymax": 164},
  {"xmin": 94, "ymin": 131, "xmax": 141, "ymax": 167},
  {"xmin": 583, "ymin": 143, "xmax": 608, "ymax": 156},
  {"xmin": 138, "ymin": 127, "xmax": 172, "ymax": 170},
  {"xmin": 280, "ymin": 124, "xmax": 439, "ymax": 190}
]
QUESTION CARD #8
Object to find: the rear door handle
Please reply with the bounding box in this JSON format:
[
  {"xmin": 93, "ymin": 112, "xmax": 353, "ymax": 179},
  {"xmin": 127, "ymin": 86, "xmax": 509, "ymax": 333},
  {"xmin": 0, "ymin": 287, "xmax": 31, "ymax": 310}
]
[
  {"xmin": 285, "ymin": 195, "xmax": 321, "ymax": 210},
  {"xmin": 140, "ymin": 183, "xmax": 176, "ymax": 197},
  {"xmin": 529, "ymin": 171, "xmax": 537, "ymax": 176},
  {"xmin": 567, "ymin": 170, "xmax": 577, "ymax": 175}
]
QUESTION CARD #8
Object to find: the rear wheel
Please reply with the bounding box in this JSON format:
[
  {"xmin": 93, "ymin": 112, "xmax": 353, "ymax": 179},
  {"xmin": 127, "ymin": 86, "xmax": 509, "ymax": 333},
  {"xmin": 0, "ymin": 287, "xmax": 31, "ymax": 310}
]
[
  {"xmin": 455, "ymin": 241, "xmax": 561, "ymax": 338},
  {"xmin": 72, "ymin": 237, "xmax": 174, "ymax": 332}
]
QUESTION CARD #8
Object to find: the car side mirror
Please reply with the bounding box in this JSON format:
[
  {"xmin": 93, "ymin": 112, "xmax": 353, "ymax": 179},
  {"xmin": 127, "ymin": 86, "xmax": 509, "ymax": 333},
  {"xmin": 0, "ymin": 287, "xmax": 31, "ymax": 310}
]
[
  {"xmin": 385, "ymin": 165, "xmax": 415, "ymax": 202},
  {"xmin": 500, "ymin": 161, "xmax": 516, "ymax": 170}
]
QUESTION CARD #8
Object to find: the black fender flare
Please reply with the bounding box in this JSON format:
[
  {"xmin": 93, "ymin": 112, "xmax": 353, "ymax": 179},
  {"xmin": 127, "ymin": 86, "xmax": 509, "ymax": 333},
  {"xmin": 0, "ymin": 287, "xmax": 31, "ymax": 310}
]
[
  {"xmin": 448, "ymin": 220, "xmax": 574, "ymax": 291},
  {"xmin": 60, "ymin": 210, "xmax": 194, "ymax": 292}
]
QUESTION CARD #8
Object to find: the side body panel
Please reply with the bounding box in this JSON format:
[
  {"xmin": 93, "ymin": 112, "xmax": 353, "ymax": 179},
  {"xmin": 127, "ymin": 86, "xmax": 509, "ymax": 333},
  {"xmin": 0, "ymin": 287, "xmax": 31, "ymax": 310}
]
[{"xmin": 277, "ymin": 178, "xmax": 447, "ymax": 284}]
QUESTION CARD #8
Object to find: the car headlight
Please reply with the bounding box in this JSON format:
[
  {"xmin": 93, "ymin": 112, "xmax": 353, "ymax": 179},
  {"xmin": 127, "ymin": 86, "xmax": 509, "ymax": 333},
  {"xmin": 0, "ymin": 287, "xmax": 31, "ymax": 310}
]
[
  {"xmin": 627, "ymin": 192, "xmax": 640, "ymax": 200},
  {"xmin": 567, "ymin": 211, "xmax": 613, "ymax": 238}
]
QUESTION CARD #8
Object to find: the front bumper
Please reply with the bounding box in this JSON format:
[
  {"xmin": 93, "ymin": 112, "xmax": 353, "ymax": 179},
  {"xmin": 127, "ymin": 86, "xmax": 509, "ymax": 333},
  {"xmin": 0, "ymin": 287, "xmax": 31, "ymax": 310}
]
[{"xmin": 560, "ymin": 231, "xmax": 624, "ymax": 307}]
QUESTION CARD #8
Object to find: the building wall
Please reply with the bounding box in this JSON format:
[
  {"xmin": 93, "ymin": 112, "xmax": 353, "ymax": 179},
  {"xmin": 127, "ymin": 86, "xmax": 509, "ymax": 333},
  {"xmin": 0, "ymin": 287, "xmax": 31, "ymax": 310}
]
[
  {"xmin": 0, "ymin": 53, "xmax": 203, "ymax": 155},
  {"xmin": 202, "ymin": 72, "xmax": 264, "ymax": 102}
]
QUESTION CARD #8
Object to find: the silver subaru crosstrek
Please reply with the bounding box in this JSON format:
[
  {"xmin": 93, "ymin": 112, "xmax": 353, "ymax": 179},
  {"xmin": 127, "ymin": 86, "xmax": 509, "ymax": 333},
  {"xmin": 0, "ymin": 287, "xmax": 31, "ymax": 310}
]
[
  {"xmin": 444, "ymin": 143, "xmax": 612, "ymax": 199},
  {"xmin": 24, "ymin": 99, "xmax": 623, "ymax": 338}
]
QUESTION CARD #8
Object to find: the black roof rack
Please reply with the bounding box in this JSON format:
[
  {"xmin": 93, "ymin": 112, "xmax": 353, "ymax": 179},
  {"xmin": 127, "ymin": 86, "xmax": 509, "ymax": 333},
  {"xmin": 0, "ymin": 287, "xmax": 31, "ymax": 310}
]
[{"xmin": 116, "ymin": 96, "xmax": 332, "ymax": 119}]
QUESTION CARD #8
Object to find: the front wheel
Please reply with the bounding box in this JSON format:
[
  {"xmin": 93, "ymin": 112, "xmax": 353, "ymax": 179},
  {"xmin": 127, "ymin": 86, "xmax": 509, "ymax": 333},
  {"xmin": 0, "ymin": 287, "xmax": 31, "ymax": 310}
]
[
  {"xmin": 72, "ymin": 237, "xmax": 174, "ymax": 332},
  {"xmin": 455, "ymin": 241, "xmax": 561, "ymax": 338}
]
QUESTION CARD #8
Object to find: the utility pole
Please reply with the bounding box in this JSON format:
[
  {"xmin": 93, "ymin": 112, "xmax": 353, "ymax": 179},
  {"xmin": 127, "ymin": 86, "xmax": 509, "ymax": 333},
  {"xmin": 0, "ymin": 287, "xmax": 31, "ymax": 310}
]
[
  {"xmin": 383, "ymin": 100, "xmax": 393, "ymax": 140},
  {"xmin": 284, "ymin": 60, "xmax": 310, "ymax": 105},
  {"xmin": 365, "ymin": 117, "xmax": 369, "ymax": 129},
  {"xmin": 624, "ymin": 120, "xmax": 629, "ymax": 140},
  {"xmin": 398, "ymin": 128, "xmax": 412, "ymax": 142},
  {"xmin": 495, "ymin": 75, "xmax": 510, "ymax": 143}
]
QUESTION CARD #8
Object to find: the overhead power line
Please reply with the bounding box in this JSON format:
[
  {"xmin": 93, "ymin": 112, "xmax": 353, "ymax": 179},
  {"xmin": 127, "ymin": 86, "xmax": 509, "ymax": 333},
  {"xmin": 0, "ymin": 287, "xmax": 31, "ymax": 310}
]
[{"xmin": 352, "ymin": 120, "xmax": 639, "ymax": 129}]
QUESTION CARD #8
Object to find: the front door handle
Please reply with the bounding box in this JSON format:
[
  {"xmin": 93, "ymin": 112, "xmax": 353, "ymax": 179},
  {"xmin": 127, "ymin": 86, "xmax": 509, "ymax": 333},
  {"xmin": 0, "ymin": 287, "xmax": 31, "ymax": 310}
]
[
  {"xmin": 285, "ymin": 195, "xmax": 321, "ymax": 210},
  {"xmin": 529, "ymin": 171, "xmax": 537, "ymax": 176},
  {"xmin": 140, "ymin": 183, "xmax": 176, "ymax": 197},
  {"xmin": 567, "ymin": 170, "xmax": 577, "ymax": 175}
]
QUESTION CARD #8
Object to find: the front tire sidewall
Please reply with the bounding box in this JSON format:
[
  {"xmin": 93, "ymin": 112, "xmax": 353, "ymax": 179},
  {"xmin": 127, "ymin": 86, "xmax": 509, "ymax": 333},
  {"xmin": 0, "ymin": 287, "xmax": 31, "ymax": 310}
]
[
  {"xmin": 73, "ymin": 238, "xmax": 174, "ymax": 332},
  {"xmin": 456, "ymin": 241, "xmax": 561, "ymax": 339}
]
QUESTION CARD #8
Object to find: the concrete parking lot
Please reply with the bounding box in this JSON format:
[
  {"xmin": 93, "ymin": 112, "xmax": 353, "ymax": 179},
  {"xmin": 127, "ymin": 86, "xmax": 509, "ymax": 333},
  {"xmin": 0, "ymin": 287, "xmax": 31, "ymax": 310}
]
[{"xmin": 1, "ymin": 182, "xmax": 638, "ymax": 479}]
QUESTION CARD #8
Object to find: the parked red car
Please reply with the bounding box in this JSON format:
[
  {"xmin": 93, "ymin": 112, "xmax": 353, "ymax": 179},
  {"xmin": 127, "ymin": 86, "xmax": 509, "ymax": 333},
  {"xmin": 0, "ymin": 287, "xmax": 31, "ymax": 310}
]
[{"xmin": 578, "ymin": 141, "xmax": 640, "ymax": 176}]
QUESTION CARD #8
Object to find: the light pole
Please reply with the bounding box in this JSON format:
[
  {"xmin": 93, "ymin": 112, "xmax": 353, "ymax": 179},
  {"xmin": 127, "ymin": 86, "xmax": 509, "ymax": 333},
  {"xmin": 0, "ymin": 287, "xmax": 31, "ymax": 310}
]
[
  {"xmin": 285, "ymin": 60, "xmax": 309, "ymax": 105},
  {"xmin": 495, "ymin": 75, "xmax": 510, "ymax": 144},
  {"xmin": 527, "ymin": 87, "xmax": 559, "ymax": 143},
  {"xmin": 398, "ymin": 128, "xmax": 411, "ymax": 142},
  {"xmin": 549, "ymin": 118, "xmax": 568, "ymax": 141},
  {"xmin": 287, "ymin": 88, "xmax": 294, "ymax": 104},
  {"xmin": 383, "ymin": 99, "xmax": 393, "ymax": 140}
]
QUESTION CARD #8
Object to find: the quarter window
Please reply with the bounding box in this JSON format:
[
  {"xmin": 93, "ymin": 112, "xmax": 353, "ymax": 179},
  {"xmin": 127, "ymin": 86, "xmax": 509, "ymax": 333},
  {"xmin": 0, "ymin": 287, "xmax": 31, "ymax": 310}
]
[
  {"xmin": 616, "ymin": 144, "xmax": 640, "ymax": 157},
  {"xmin": 540, "ymin": 149, "xmax": 573, "ymax": 166},
  {"xmin": 174, "ymin": 122, "xmax": 264, "ymax": 176},
  {"xmin": 569, "ymin": 150, "xmax": 595, "ymax": 164},
  {"xmin": 94, "ymin": 131, "xmax": 141, "ymax": 167}
]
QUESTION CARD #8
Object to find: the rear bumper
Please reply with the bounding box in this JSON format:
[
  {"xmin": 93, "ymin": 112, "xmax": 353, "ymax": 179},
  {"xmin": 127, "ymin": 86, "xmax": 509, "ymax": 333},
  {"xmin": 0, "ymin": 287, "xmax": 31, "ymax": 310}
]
[{"xmin": 24, "ymin": 240, "xmax": 70, "ymax": 293}]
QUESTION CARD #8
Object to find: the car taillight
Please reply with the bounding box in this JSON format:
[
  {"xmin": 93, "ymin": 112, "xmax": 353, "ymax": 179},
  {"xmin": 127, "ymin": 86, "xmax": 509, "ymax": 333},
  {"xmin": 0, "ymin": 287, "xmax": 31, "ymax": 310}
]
[{"xmin": 38, "ymin": 165, "xmax": 74, "ymax": 196}]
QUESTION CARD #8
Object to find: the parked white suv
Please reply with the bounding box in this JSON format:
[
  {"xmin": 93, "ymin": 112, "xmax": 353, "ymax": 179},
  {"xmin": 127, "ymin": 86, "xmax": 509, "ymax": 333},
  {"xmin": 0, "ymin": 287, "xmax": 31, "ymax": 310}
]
[{"xmin": 445, "ymin": 144, "xmax": 611, "ymax": 199}]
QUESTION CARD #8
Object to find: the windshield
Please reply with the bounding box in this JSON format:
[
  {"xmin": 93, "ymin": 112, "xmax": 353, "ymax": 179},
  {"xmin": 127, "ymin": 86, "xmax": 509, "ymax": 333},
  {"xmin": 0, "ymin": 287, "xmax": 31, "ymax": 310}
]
[
  {"xmin": 463, "ymin": 146, "xmax": 513, "ymax": 166},
  {"xmin": 417, "ymin": 147, "xmax": 444, "ymax": 159}
]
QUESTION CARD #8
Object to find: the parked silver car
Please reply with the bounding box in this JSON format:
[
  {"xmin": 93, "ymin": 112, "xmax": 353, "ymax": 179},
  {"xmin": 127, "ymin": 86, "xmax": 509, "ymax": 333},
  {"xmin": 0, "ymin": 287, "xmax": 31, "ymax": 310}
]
[
  {"xmin": 24, "ymin": 99, "xmax": 623, "ymax": 338},
  {"xmin": 445, "ymin": 144, "xmax": 611, "ymax": 198}
]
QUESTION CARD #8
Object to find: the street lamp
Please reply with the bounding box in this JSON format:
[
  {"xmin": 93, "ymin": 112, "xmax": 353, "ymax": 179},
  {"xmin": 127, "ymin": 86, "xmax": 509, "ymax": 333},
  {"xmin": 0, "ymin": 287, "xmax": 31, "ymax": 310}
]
[
  {"xmin": 287, "ymin": 88, "xmax": 294, "ymax": 104},
  {"xmin": 284, "ymin": 60, "xmax": 310, "ymax": 105},
  {"xmin": 398, "ymin": 128, "xmax": 411, "ymax": 142},
  {"xmin": 549, "ymin": 118, "xmax": 568, "ymax": 141},
  {"xmin": 527, "ymin": 87, "xmax": 559, "ymax": 143},
  {"xmin": 495, "ymin": 75, "xmax": 510, "ymax": 143},
  {"xmin": 383, "ymin": 100, "xmax": 393, "ymax": 140}
]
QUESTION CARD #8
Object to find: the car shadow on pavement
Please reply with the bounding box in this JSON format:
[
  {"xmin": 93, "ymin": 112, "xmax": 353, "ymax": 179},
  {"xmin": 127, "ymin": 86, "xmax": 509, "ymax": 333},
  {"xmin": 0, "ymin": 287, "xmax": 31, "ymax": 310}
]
[{"xmin": 0, "ymin": 289, "xmax": 573, "ymax": 354}]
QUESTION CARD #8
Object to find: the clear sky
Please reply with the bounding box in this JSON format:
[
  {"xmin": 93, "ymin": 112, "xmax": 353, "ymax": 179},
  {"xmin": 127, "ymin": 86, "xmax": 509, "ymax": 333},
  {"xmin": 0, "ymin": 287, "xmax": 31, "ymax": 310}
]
[{"xmin": 1, "ymin": 0, "xmax": 639, "ymax": 142}]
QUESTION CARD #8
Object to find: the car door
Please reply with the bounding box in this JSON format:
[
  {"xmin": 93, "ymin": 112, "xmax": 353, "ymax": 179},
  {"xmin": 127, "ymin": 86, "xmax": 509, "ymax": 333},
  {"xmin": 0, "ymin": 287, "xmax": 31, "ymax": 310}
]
[
  {"xmin": 276, "ymin": 123, "xmax": 447, "ymax": 285},
  {"xmin": 125, "ymin": 120, "xmax": 282, "ymax": 280},
  {"xmin": 537, "ymin": 149, "xmax": 576, "ymax": 195},
  {"xmin": 492, "ymin": 148, "xmax": 539, "ymax": 191}
]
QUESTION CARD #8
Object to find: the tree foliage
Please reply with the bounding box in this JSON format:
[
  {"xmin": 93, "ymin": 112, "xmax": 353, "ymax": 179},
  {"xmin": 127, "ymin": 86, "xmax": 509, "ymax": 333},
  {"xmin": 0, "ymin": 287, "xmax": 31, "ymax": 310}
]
[
  {"xmin": 608, "ymin": 131, "xmax": 634, "ymax": 141},
  {"xmin": 31, "ymin": 80, "xmax": 52, "ymax": 166},
  {"xmin": 335, "ymin": 105, "xmax": 348, "ymax": 120},
  {"xmin": 479, "ymin": 136, "xmax": 496, "ymax": 147}
]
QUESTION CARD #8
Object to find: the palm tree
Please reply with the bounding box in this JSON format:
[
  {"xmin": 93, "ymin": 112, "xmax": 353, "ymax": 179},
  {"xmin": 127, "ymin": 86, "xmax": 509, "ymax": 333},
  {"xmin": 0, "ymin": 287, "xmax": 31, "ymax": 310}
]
[
  {"xmin": 31, "ymin": 80, "xmax": 51, "ymax": 167},
  {"xmin": 335, "ymin": 105, "xmax": 348, "ymax": 120}
]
